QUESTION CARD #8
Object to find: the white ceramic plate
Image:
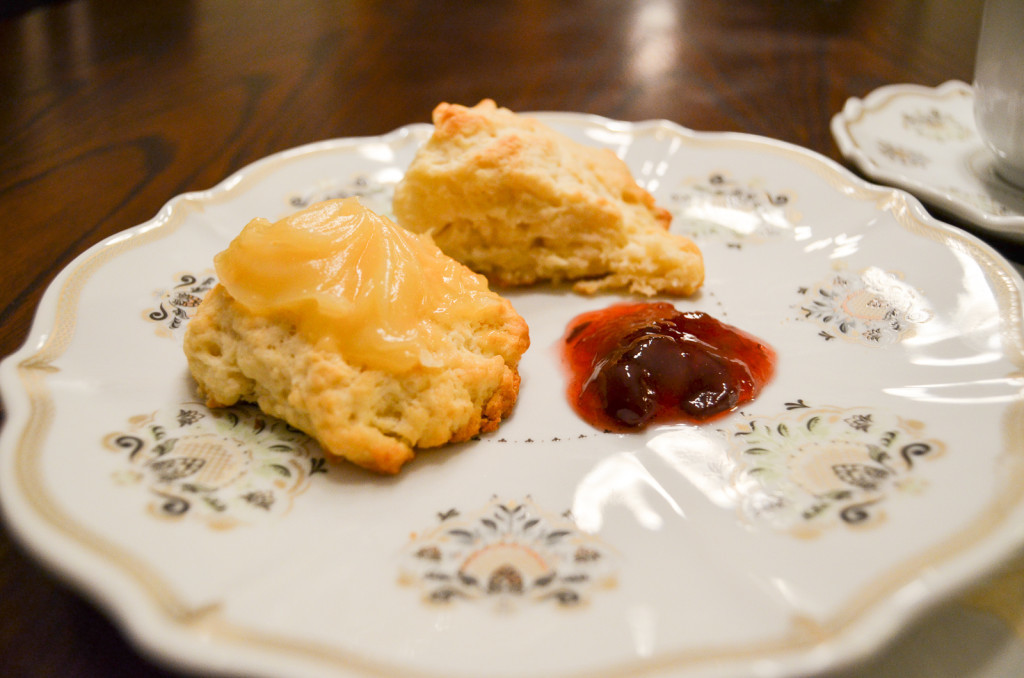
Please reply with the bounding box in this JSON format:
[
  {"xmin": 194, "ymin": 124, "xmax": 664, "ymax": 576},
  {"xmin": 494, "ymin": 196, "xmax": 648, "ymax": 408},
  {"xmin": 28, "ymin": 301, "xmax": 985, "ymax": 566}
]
[
  {"xmin": 3, "ymin": 114, "xmax": 1024, "ymax": 678},
  {"xmin": 831, "ymin": 80, "xmax": 1024, "ymax": 242}
]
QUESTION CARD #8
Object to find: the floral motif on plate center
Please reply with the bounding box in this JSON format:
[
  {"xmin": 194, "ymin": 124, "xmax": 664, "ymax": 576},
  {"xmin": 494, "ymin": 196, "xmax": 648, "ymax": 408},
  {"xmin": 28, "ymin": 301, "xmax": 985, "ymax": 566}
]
[
  {"xmin": 399, "ymin": 496, "xmax": 617, "ymax": 610},
  {"xmin": 288, "ymin": 172, "xmax": 397, "ymax": 217},
  {"xmin": 144, "ymin": 272, "xmax": 216, "ymax": 337},
  {"xmin": 104, "ymin": 404, "xmax": 327, "ymax": 529},
  {"xmin": 668, "ymin": 172, "xmax": 799, "ymax": 245},
  {"xmin": 795, "ymin": 267, "xmax": 931, "ymax": 344},
  {"xmin": 727, "ymin": 400, "xmax": 944, "ymax": 538}
]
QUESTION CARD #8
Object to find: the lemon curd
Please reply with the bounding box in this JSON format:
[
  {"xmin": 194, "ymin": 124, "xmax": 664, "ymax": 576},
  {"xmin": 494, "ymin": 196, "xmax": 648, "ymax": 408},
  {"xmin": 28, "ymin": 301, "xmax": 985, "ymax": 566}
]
[{"xmin": 214, "ymin": 197, "xmax": 500, "ymax": 371}]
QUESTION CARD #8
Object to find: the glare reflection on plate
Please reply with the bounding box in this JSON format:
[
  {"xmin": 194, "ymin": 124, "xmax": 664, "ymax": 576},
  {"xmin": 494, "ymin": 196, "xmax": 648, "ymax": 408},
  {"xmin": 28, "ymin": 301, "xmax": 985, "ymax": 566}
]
[{"xmin": 1, "ymin": 113, "xmax": 1024, "ymax": 678}]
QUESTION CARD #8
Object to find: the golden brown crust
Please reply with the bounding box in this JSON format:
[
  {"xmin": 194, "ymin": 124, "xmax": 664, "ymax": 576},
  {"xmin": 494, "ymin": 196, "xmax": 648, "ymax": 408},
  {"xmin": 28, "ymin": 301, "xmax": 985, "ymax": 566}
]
[
  {"xmin": 184, "ymin": 284, "xmax": 528, "ymax": 475},
  {"xmin": 393, "ymin": 99, "xmax": 704, "ymax": 296}
]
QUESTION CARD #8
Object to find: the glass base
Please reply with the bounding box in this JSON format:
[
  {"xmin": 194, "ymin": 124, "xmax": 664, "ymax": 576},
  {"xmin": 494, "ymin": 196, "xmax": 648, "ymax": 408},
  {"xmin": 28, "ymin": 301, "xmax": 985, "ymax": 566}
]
[{"xmin": 993, "ymin": 159, "xmax": 1024, "ymax": 190}]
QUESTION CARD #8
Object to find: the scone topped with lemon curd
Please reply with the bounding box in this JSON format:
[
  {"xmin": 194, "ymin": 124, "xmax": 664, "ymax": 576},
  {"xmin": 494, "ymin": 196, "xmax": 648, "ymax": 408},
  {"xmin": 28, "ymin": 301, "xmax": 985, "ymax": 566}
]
[
  {"xmin": 183, "ymin": 197, "xmax": 530, "ymax": 474},
  {"xmin": 392, "ymin": 99, "xmax": 704, "ymax": 297}
]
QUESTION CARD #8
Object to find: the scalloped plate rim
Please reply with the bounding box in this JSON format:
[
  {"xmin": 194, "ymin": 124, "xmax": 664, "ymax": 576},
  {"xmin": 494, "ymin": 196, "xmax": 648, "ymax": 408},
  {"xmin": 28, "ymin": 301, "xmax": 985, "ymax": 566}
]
[
  {"xmin": 1, "ymin": 112, "xmax": 1023, "ymax": 678},
  {"xmin": 830, "ymin": 79, "xmax": 1024, "ymax": 241}
]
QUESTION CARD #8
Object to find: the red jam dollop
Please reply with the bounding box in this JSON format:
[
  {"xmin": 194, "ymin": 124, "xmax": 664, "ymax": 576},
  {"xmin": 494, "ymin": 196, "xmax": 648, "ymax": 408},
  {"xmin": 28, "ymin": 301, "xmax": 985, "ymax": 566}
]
[{"xmin": 561, "ymin": 302, "xmax": 776, "ymax": 431}]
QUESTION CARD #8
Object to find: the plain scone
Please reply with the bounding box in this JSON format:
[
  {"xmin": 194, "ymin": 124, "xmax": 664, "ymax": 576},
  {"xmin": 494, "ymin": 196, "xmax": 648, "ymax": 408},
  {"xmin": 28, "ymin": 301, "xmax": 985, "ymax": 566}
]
[
  {"xmin": 393, "ymin": 99, "xmax": 704, "ymax": 296},
  {"xmin": 183, "ymin": 198, "xmax": 530, "ymax": 475}
]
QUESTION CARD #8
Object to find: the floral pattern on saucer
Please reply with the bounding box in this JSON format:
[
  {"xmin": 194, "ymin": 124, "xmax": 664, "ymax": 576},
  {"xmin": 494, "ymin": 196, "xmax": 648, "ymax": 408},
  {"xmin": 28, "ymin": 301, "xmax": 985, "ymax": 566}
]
[
  {"xmin": 794, "ymin": 267, "xmax": 931, "ymax": 345},
  {"xmin": 876, "ymin": 141, "xmax": 930, "ymax": 168},
  {"xmin": 668, "ymin": 171, "xmax": 799, "ymax": 246},
  {"xmin": 145, "ymin": 272, "xmax": 216, "ymax": 337},
  {"xmin": 728, "ymin": 400, "xmax": 944, "ymax": 538},
  {"xmin": 831, "ymin": 80, "xmax": 1024, "ymax": 241},
  {"xmin": 901, "ymin": 108, "xmax": 972, "ymax": 142},
  {"xmin": 104, "ymin": 405, "xmax": 326, "ymax": 529},
  {"xmin": 399, "ymin": 496, "xmax": 617, "ymax": 609}
]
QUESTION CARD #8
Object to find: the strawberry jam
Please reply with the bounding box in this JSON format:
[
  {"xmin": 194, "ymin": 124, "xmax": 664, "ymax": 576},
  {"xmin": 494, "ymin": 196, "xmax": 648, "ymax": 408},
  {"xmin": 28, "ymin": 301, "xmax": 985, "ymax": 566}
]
[{"xmin": 561, "ymin": 302, "xmax": 775, "ymax": 431}]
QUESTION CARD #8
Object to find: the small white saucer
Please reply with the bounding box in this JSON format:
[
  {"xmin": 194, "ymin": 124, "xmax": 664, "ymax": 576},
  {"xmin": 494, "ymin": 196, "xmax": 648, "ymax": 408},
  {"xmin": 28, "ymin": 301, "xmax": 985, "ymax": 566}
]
[{"xmin": 831, "ymin": 80, "xmax": 1024, "ymax": 243}]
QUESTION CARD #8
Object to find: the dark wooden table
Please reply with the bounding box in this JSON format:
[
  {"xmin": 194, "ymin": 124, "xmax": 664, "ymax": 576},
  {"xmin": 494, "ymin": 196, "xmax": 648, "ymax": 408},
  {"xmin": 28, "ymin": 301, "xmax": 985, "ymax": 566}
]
[{"xmin": 2, "ymin": 1, "xmax": 1022, "ymax": 677}]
